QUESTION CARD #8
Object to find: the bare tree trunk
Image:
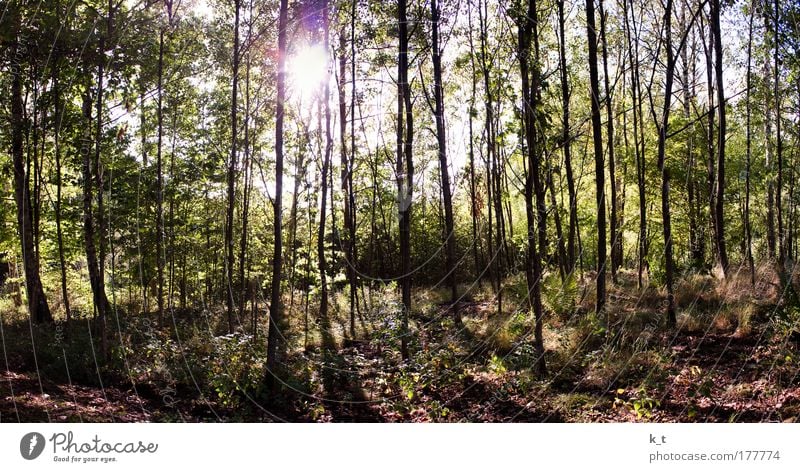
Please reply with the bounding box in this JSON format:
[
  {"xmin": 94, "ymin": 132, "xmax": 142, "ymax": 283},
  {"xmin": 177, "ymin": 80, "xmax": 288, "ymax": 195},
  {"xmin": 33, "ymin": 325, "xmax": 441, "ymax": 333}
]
[
  {"xmin": 226, "ymin": 0, "xmax": 241, "ymax": 333},
  {"xmin": 479, "ymin": 0, "xmax": 502, "ymax": 315},
  {"xmin": 81, "ymin": 91, "xmax": 111, "ymax": 336},
  {"xmin": 156, "ymin": 28, "xmax": 165, "ymax": 327},
  {"xmin": 431, "ymin": 0, "xmax": 459, "ymax": 325},
  {"xmin": 764, "ymin": 26, "xmax": 776, "ymax": 259},
  {"xmin": 651, "ymin": 0, "xmax": 696, "ymax": 326},
  {"xmin": 711, "ymin": 0, "xmax": 729, "ymax": 277},
  {"xmin": 586, "ymin": 0, "xmax": 606, "ymax": 317},
  {"xmin": 337, "ymin": 0, "xmax": 358, "ymax": 339},
  {"xmin": 53, "ymin": 72, "xmax": 70, "ymax": 322},
  {"xmin": 10, "ymin": 41, "xmax": 52, "ymax": 324},
  {"xmin": 683, "ymin": 6, "xmax": 702, "ymax": 270},
  {"xmin": 95, "ymin": 5, "xmax": 113, "ymax": 355},
  {"xmin": 138, "ymin": 81, "xmax": 149, "ymax": 315},
  {"xmin": 599, "ymin": 0, "xmax": 620, "ymax": 282},
  {"xmin": 518, "ymin": 0, "xmax": 547, "ymax": 375},
  {"xmin": 745, "ymin": 4, "xmax": 755, "ymax": 285},
  {"xmin": 238, "ymin": 1, "xmax": 254, "ymax": 320},
  {"xmin": 267, "ymin": 0, "xmax": 289, "ymax": 390},
  {"xmin": 349, "ymin": 0, "xmax": 359, "ymax": 337},
  {"xmin": 702, "ymin": 13, "xmax": 717, "ymax": 268},
  {"xmin": 557, "ymin": 0, "xmax": 577, "ymax": 276},
  {"xmin": 396, "ymin": 0, "xmax": 414, "ymax": 360},
  {"xmin": 467, "ymin": 2, "xmax": 483, "ymax": 284},
  {"xmin": 772, "ymin": 0, "xmax": 793, "ymax": 302},
  {"xmin": 319, "ymin": 0, "xmax": 334, "ymax": 352},
  {"xmin": 623, "ymin": 0, "xmax": 647, "ymax": 288}
]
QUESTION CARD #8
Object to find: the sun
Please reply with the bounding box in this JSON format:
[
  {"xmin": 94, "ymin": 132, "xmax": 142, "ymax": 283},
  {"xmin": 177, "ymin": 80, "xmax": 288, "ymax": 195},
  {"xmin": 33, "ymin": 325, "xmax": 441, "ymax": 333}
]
[{"xmin": 287, "ymin": 45, "xmax": 328, "ymax": 99}]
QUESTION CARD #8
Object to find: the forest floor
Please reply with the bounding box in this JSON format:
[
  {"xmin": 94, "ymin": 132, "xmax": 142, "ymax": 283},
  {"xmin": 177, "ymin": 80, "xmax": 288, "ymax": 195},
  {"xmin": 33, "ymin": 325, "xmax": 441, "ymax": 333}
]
[{"xmin": 2, "ymin": 267, "xmax": 800, "ymax": 422}]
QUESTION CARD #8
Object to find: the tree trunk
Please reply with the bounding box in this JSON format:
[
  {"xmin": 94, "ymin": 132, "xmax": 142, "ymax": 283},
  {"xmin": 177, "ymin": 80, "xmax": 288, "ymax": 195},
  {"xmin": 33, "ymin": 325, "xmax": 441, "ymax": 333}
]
[
  {"xmin": 683, "ymin": 6, "xmax": 703, "ymax": 270},
  {"xmin": 319, "ymin": 0, "xmax": 334, "ymax": 352},
  {"xmin": 95, "ymin": 10, "xmax": 111, "ymax": 355},
  {"xmin": 337, "ymin": 0, "xmax": 358, "ymax": 339},
  {"xmin": 745, "ymin": 4, "xmax": 755, "ymax": 285},
  {"xmin": 226, "ymin": 0, "xmax": 241, "ymax": 333},
  {"xmin": 702, "ymin": 13, "xmax": 717, "ymax": 269},
  {"xmin": 517, "ymin": 0, "xmax": 548, "ymax": 375},
  {"xmin": 479, "ymin": 0, "xmax": 502, "ymax": 315},
  {"xmin": 654, "ymin": 0, "xmax": 684, "ymax": 326},
  {"xmin": 557, "ymin": 1, "xmax": 578, "ymax": 276},
  {"xmin": 467, "ymin": 2, "xmax": 483, "ymax": 284},
  {"xmin": 10, "ymin": 41, "xmax": 52, "ymax": 324},
  {"xmin": 599, "ymin": 0, "xmax": 620, "ymax": 282},
  {"xmin": 266, "ymin": 0, "xmax": 289, "ymax": 391},
  {"xmin": 53, "ymin": 72, "xmax": 70, "ymax": 322},
  {"xmin": 396, "ymin": 0, "xmax": 414, "ymax": 360},
  {"xmin": 711, "ymin": 0, "xmax": 729, "ymax": 277},
  {"xmin": 431, "ymin": 0, "xmax": 459, "ymax": 325},
  {"xmin": 624, "ymin": 0, "xmax": 647, "ymax": 288},
  {"xmin": 156, "ymin": 28, "xmax": 166, "ymax": 327},
  {"xmin": 586, "ymin": 0, "xmax": 606, "ymax": 317},
  {"xmin": 81, "ymin": 91, "xmax": 112, "ymax": 336},
  {"xmin": 238, "ymin": 2, "xmax": 253, "ymax": 320}
]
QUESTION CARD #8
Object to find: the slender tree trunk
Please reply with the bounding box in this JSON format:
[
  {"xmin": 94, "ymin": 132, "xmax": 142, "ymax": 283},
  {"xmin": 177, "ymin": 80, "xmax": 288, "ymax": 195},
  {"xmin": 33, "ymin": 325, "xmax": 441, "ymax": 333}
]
[
  {"xmin": 138, "ymin": 81, "xmax": 149, "ymax": 315},
  {"xmin": 702, "ymin": 13, "xmax": 717, "ymax": 267},
  {"xmin": 531, "ymin": 11, "xmax": 547, "ymax": 287},
  {"xmin": 711, "ymin": 0, "xmax": 729, "ymax": 277},
  {"xmin": 168, "ymin": 103, "xmax": 178, "ymax": 311},
  {"xmin": 586, "ymin": 0, "xmax": 606, "ymax": 317},
  {"xmin": 517, "ymin": 0, "xmax": 548, "ymax": 375},
  {"xmin": 467, "ymin": 2, "xmax": 483, "ymax": 284},
  {"xmin": 226, "ymin": 0, "xmax": 241, "ymax": 333},
  {"xmin": 10, "ymin": 41, "xmax": 52, "ymax": 324},
  {"xmin": 599, "ymin": 0, "xmax": 619, "ymax": 282},
  {"xmin": 557, "ymin": 0, "xmax": 577, "ymax": 276},
  {"xmin": 764, "ymin": 32, "xmax": 776, "ymax": 259},
  {"xmin": 53, "ymin": 72, "xmax": 70, "ymax": 321},
  {"xmin": 338, "ymin": 3, "xmax": 358, "ymax": 339},
  {"xmin": 772, "ymin": 0, "xmax": 793, "ymax": 302},
  {"xmin": 238, "ymin": 3, "xmax": 253, "ymax": 320},
  {"xmin": 156, "ymin": 28, "xmax": 165, "ymax": 327},
  {"xmin": 654, "ymin": 0, "xmax": 684, "ymax": 326},
  {"xmin": 267, "ymin": 0, "xmax": 289, "ymax": 390},
  {"xmin": 683, "ymin": 7, "xmax": 702, "ymax": 270},
  {"xmin": 95, "ymin": 7, "xmax": 112, "ymax": 355},
  {"xmin": 745, "ymin": 4, "xmax": 755, "ymax": 285},
  {"xmin": 350, "ymin": 0, "xmax": 359, "ymax": 338},
  {"xmin": 396, "ymin": 0, "xmax": 414, "ymax": 360},
  {"xmin": 774, "ymin": 0, "xmax": 784, "ymax": 270},
  {"xmin": 319, "ymin": 0, "xmax": 334, "ymax": 352},
  {"xmin": 479, "ymin": 0, "xmax": 502, "ymax": 315},
  {"xmin": 431, "ymin": 0, "xmax": 459, "ymax": 325},
  {"xmin": 624, "ymin": 0, "xmax": 647, "ymax": 288},
  {"xmin": 81, "ymin": 91, "xmax": 111, "ymax": 335}
]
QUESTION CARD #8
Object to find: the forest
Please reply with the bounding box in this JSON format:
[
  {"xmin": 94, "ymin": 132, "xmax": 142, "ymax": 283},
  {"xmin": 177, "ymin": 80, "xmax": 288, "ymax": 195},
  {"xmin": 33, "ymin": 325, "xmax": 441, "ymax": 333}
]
[{"xmin": 0, "ymin": 0, "xmax": 799, "ymax": 423}]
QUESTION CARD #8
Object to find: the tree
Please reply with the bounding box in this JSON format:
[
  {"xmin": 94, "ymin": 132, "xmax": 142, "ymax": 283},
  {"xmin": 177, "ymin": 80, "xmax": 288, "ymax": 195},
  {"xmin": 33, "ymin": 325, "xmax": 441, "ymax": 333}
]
[
  {"xmin": 517, "ymin": 0, "xmax": 547, "ymax": 375},
  {"xmin": 319, "ymin": 0, "xmax": 333, "ymax": 349},
  {"xmin": 396, "ymin": 0, "xmax": 414, "ymax": 360},
  {"xmin": 586, "ymin": 0, "xmax": 606, "ymax": 317},
  {"xmin": 9, "ymin": 33, "xmax": 52, "ymax": 324},
  {"xmin": 266, "ymin": 0, "xmax": 289, "ymax": 390},
  {"xmin": 744, "ymin": 0, "xmax": 755, "ymax": 286},
  {"xmin": 599, "ymin": 0, "xmax": 621, "ymax": 282},
  {"xmin": 557, "ymin": 0, "xmax": 577, "ymax": 276},
  {"xmin": 431, "ymin": 0, "xmax": 459, "ymax": 325},
  {"xmin": 711, "ymin": 0, "xmax": 729, "ymax": 276},
  {"xmin": 226, "ymin": 0, "xmax": 242, "ymax": 333}
]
